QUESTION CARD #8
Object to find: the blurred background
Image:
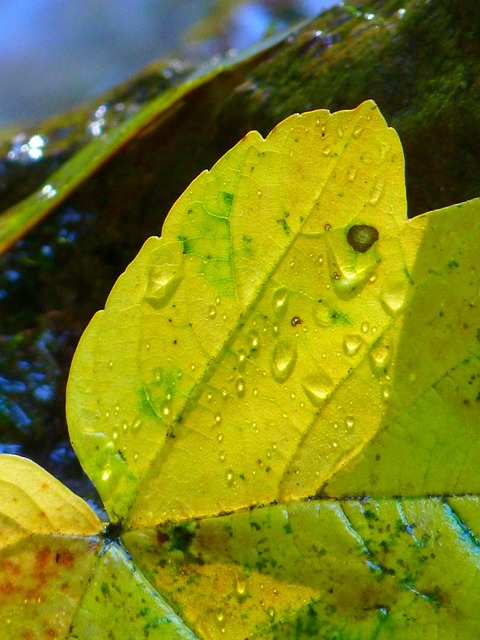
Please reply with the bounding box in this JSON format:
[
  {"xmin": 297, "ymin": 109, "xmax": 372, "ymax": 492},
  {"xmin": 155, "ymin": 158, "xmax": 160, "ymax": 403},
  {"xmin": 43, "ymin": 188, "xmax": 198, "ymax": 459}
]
[{"xmin": 0, "ymin": 0, "xmax": 338, "ymax": 127}]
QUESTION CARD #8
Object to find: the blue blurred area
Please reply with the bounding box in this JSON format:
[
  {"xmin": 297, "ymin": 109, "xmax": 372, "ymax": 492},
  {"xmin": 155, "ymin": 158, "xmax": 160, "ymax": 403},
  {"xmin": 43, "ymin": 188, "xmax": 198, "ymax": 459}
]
[{"xmin": 0, "ymin": 0, "xmax": 338, "ymax": 126}]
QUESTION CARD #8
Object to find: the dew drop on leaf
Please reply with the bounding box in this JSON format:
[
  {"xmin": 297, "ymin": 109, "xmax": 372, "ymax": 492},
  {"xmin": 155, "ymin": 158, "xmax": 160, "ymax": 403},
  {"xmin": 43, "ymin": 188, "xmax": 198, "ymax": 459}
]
[
  {"xmin": 302, "ymin": 370, "xmax": 334, "ymax": 407},
  {"xmin": 347, "ymin": 166, "xmax": 357, "ymax": 182},
  {"xmin": 143, "ymin": 266, "xmax": 182, "ymax": 309},
  {"xmin": 248, "ymin": 330, "xmax": 260, "ymax": 353},
  {"xmin": 369, "ymin": 343, "xmax": 391, "ymax": 375},
  {"xmin": 343, "ymin": 333, "xmax": 364, "ymax": 356},
  {"xmin": 236, "ymin": 377, "xmax": 245, "ymax": 398},
  {"xmin": 237, "ymin": 348, "xmax": 247, "ymax": 371},
  {"xmin": 345, "ymin": 416, "xmax": 355, "ymax": 428},
  {"xmin": 271, "ymin": 340, "xmax": 297, "ymax": 383},
  {"xmin": 272, "ymin": 287, "xmax": 289, "ymax": 318}
]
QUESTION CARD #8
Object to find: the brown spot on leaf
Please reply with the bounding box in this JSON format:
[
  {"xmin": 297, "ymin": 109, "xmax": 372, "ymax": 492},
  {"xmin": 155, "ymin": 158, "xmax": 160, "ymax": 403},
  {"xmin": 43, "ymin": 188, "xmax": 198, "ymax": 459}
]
[{"xmin": 347, "ymin": 225, "xmax": 379, "ymax": 253}]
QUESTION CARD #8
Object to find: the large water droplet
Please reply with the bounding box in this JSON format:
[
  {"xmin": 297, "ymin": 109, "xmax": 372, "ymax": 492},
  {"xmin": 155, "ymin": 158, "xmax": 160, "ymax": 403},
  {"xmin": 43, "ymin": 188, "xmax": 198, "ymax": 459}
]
[
  {"xmin": 143, "ymin": 266, "xmax": 182, "ymax": 309},
  {"xmin": 381, "ymin": 278, "xmax": 408, "ymax": 314},
  {"xmin": 271, "ymin": 340, "xmax": 297, "ymax": 383},
  {"xmin": 343, "ymin": 334, "xmax": 364, "ymax": 356},
  {"xmin": 302, "ymin": 370, "xmax": 334, "ymax": 407},
  {"xmin": 272, "ymin": 287, "xmax": 289, "ymax": 318}
]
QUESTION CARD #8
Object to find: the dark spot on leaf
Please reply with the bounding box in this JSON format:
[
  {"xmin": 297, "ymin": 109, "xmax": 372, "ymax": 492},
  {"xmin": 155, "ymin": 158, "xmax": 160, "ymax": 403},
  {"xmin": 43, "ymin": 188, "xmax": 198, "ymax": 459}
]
[
  {"xmin": 347, "ymin": 224, "xmax": 379, "ymax": 253},
  {"xmin": 178, "ymin": 234, "xmax": 193, "ymax": 254},
  {"xmin": 156, "ymin": 530, "xmax": 170, "ymax": 545},
  {"xmin": 222, "ymin": 191, "xmax": 234, "ymax": 207},
  {"xmin": 291, "ymin": 316, "xmax": 302, "ymax": 326},
  {"xmin": 169, "ymin": 524, "xmax": 195, "ymax": 553}
]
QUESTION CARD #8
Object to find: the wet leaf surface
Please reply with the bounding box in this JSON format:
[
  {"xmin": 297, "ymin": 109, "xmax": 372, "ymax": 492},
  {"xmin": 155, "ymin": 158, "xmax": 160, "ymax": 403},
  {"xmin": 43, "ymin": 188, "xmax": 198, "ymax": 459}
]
[
  {"xmin": 1, "ymin": 101, "xmax": 468, "ymax": 637},
  {"xmin": 1, "ymin": 0, "xmax": 479, "ymax": 501}
]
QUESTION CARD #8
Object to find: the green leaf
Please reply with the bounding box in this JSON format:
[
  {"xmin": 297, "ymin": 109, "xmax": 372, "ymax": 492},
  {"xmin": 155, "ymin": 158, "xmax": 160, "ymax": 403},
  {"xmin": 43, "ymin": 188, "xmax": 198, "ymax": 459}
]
[{"xmin": 3, "ymin": 101, "xmax": 480, "ymax": 638}]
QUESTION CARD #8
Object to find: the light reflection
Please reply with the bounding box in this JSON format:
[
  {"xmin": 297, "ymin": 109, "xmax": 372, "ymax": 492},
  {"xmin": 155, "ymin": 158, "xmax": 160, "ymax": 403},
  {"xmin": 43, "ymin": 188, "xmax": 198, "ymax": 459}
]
[
  {"xmin": 87, "ymin": 104, "xmax": 108, "ymax": 137},
  {"xmin": 7, "ymin": 132, "xmax": 46, "ymax": 162},
  {"xmin": 40, "ymin": 183, "xmax": 57, "ymax": 199}
]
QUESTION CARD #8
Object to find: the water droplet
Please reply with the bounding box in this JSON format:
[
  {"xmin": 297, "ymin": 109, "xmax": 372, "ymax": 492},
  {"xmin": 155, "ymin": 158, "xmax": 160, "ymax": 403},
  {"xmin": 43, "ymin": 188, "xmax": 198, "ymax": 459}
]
[
  {"xmin": 209, "ymin": 305, "xmax": 216, "ymax": 319},
  {"xmin": 215, "ymin": 412, "xmax": 222, "ymax": 425},
  {"xmin": 217, "ymin": 433, "xmax": 224, "ymax": 443},
  {"xmin": 237, "ymin": 348, "xmax": 247, "ymax": 372},
  {"xmin": 108, "ymin": 360, "xmax": 114, "ymax": 369},
  {"xmin": 353, "ymin": 126, "xmax": 363, "ymax": 138},
  {"xmin": 257, "ymin": 190, "xmax": 262, "ymax": 198},
  {"xmin": 252, "ymin": 421, "xmax": 259, "ymax": 433},
  {"xmin": 122, "ymin": 421, "xmax": 128, "ymax": 432},
  {"xmin": 271, "ymin": 340, "xmax": 297, "ymax": 383},
  {"xmin": 381, "ymin": 383, "xmax": 391, "ymax": 401},
  {"xmin": 40, "ymin": 184, "xmax": 57, "ymax": 200},
  {"xmin": 302, "ymin": 370, "xmax": 334, "ymax": 407},
  {"xmin": 226, "ymin": 469, "xmax": 234, "ymax": 484},
  {"xmin": 143, "ymin": 267, "xmax": 182, "ymax": 309},
  {"xmin": 112, "ymin": 430, "xmax": 119, "ymax": 441},
  {"xmin": 272, "ymin": 287, "xmax": 289, "ymax": 318},
  {"xmin": 206, "ymin": 391, "xmax": 213, "ymax": 402},
  {"xmin": 368, "ymin": 176, "xmax": 385, "ymax": 205},
  {"xmin": 347, "ymin": 166, "xmax": 357, "ymax": 182},
  {"xmin": 236, "ymin": 577, "xmax": 247, "ymax": 596},
  {"xmin": 219, "ymin": 450, "xmax": 226, "ymax": 462},
  {"xmin": 248, "ymin": 330, "xmax": 260, "ymax": 353},
  {"xmin": 268, "ymin": 607, "xmax": 276, "ymax": 618},
  {"xmin": 361, "ymin": 321, "xmax": 370, "ymax": 333},
  {"xmin": 343, "ymin": 334, "xmax": 364, "ymax": 356},
  {"xmin": 236, "ymin": 377, "xmax": 245, "ymax": 397},
  {"xmin": 370, "ymin": 343, "xmax": 391, "ymax": 375},
  {"xmin": 322, "ymin": 147, "xmax": 331, "ymax": 156},
  {"xmin": 381, "ymin": 278, "xmax": 408, "ymax": 314},
  {"xmin": 131, "ymin": 417, "xmax": 142, "ymax": 432},
  {"xmin": 345, "ymin": 416, "xmax": 355, "ymax": 428},
  {"xmin": 162, "ymin": 404, "xmax": 170, "ymax": 418}
]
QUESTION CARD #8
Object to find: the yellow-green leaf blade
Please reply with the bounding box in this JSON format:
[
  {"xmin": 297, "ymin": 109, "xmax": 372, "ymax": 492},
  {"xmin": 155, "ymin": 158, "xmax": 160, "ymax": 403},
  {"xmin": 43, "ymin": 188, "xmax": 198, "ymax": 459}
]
[{"xmin": 67, "ymin": 100, "xmax": 407, "ymax": 524}]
